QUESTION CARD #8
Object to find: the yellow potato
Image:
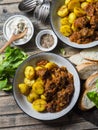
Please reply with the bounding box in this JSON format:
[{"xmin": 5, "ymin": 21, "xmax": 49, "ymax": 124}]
[
  {"xmin": 32, "ymin": 99, "xmax": 47, "ymax": 112},
  {"xmin": 57, "ymin": 5, "xmax": 69, "ymax": 17},
  {"xmin": 35, "ymin": 66, "xmax": 45, "ymax": 71},
  {"xmin": 60, "ymin": 17, "xmax": 71, "ymax": 25},
  {"xmin": 68, "ymin": 12, "xmax": 76, "ymax": 24},
  {"xmin": 24, "ymin": 66, "xmax": 35, "ymax": 80},
  {"xmin": 86, "ymin": 0, "xmax": 94, "ymax": 2},
  {"xmin": 74, "ymin": 7, "xmax": 86, "ymax": 17},
  {"xmin": 24, "ymin": 78, "xmax": 35, "ymax": 87},
  {"xmin": 87, "ymin": 16, "xmax": 90, "ymax": 20},
  {"xmin": 32, "ymin": 80, "xmax": 44, "ymax": 95},
  {"xmin": 68, "ymin": 0, "xmax": 80, "ymax": 11},
  {"xmin": 45, "ymin": 62, "xmax": 57, "ymax": 70},
  {"xmin": 41, "ymin": 94, "xmax": 46, "ymax": 100},
  {"xmin": 60, "ymin": 25, "xmax": 72, "ymax": 36},
  {"xmin": 65, "ymin": 0, "xmax": 71, "ymax": 5},
  {"xmin": 18, "ymin": 83, "xmax": 30, "ymax": 96},
  {"xmin": 81, "ymin": 2, "xmax": 89, "ymax": 9},
  {"xmin": 79, "ymin": 0, "xmax": 85, "ymax": 2},
  {"xmin": 71, "ymin": 23, "xmax": 78, "ymax": 31},
  {"xmin": 27, "ymin": 91, "xmax": 39, "ymax": 103}
]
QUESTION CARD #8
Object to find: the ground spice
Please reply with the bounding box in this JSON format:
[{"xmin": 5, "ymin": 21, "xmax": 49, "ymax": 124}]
[{"xmin": 41, "ymin": 34, "xmax": 54, "ymax": 48}]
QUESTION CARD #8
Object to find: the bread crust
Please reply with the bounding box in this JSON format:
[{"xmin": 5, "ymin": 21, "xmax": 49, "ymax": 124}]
[
  {"xmin": 76, "ymin": 63, "xmax": 98, "ymax": 80},
  {"xmin": 85, "ymin": 72, "xmax": 98, "ymax": 89},
  {"xmin": 69, "ymin": 53, "xmax": 92, "ymax": 65},
  {"xmin": 80, "ymin": 47, "xmax": 98, "ymax": 61},
  {"xmin": 78, "ymin": 88, "xmax": 95, "ymax": 110}
]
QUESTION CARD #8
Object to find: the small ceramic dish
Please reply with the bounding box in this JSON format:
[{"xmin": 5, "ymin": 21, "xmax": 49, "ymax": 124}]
[
  {"xmin": 3, "ymin": 15, "xmax": 34, "ymax": 45},
  {"xmin": 13, "ymin": 52, "xmax": 80, "ymax": 120},
  {"xmin": 35, "ymin": 29, "xmax": 58, "ymax": 51}
]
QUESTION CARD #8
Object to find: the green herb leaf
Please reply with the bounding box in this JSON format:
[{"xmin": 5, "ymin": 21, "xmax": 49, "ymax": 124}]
[
  {"xmin": 60, "ymin": 48, "xmax": 65, "ymax": 55},
  {"xmin": 87, "ymin": 91, "xmax": 98, "ymax": 108},
  {"xmin": 0, "ymin": 78, "xmax": 7, "ymax": 90},
  {"xmin": 0, "ymin": 46, "xmax": 28, "ymax": 91}
]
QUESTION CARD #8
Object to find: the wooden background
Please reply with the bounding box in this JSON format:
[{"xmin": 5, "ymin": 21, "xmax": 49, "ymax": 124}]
[{"xmin": 0, "ymin": 0, "xmax": 98, "ymax": 130}]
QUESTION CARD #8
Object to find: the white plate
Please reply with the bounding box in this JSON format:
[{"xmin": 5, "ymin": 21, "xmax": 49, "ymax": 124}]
[
  {"xmin": 3, "ymin": 15, "xmax": 34, "ymax": 45},
  {"xmin": 13, "ymin": 53, "xmax": 80, "ymax": 120},
  {"xmin": 50, "ymin": 0, "xmax": 98, "ymax": 49}
]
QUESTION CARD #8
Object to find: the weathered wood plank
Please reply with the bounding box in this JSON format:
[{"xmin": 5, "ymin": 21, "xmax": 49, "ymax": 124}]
[
  {"xmin": 0, "ymin": 113, "xmax": 97, "ymax": 130},
  {"xmin": 0, "ymin": 0, "xmax": 21, "ymax": 4},
  {"xmin": 0, "ymin": 4, "xmax": 20, "ymax": 14},
  {"xmin": 0, "ymin": 126, "xmax": 61, "ymax": 130},
  {"xmin": 0, "ymin": 111, "xmax": 85, "ymax": 128},
  {"xmin": 0, "ymin": 91, "xmax": 11, "ymax": 96},
  {"xmin": 0, "ymin": 122, "xmax": 98, "ymax": 130},
  {"xmin": 0, "ymin": 96, "xmax": 22, "ymax": 115}
]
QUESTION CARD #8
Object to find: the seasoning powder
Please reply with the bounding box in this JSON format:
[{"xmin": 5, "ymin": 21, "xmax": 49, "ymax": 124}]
[{"xmin": 41, "ymin": 34, "xmax": 54, "ymax": 48}]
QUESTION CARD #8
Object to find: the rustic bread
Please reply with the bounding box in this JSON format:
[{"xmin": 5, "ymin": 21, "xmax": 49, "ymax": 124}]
[
  {"xmin": 85, "ymin": 72, "xmax": 98, "ymax": 89},
  {"xmin": 79, "ymin": 86, "xmax": 96, "ymax": 110},
  {"xmin": 79, "ymin": 72, "xmax": 98, "ymax": 110},
  {"xmin": 80, "ymin": 47, "xmax": 98, "ymax": 61},
  {"xmin": 76, "ymin": 63, "xmax": 98, "ymax": 80},
  {"xmin": 69, "ymin": 53, "xmax": 92, "ymax": 65}
]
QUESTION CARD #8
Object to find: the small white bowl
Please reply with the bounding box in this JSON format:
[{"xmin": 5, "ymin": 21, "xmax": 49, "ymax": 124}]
[
  {"xmin": 36, "ymin": 29, "xmax": 58, "ymax": 51},
  {"xmin": 3, "ymin": 15, "xmax": 34, "ymax": 45}
]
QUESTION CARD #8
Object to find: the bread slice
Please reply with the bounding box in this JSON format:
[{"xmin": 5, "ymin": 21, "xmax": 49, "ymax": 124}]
[
  {"xmin": 69, "ymin": 53, "xmax": 92, "ymax": 65},
  {"xmin": 78, "ymin": 86, "xmax": 96, "ymax": 110},
  {"xmin": 76, "ymin": 63, "xmax": 98, "ymax": 80},
  {"xmin": 79, "ymin": 73, "xmax": 98, "ymax": 110},
  {"xmin": 85, "ymin": 72, "xmax": 98, "ymax": 89},
  {"xmin": 80, "ymin": 47, "xmax": 98, "ymax": 61}
]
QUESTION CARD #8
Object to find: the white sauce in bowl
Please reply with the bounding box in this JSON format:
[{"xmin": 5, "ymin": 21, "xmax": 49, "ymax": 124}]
[{"xmin": 3, "ymin": 15, "xmax": 34, "ymax": 45}]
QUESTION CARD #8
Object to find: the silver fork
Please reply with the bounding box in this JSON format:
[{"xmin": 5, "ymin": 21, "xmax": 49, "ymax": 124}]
[{"xmin": 38, "ymin": 2, "xmax": 50, "ymax": 23}]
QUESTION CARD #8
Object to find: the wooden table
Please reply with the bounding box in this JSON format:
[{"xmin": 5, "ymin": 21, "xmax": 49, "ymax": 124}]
[{"xmin": 0, "ymin": 0, "xmax": 98, "ymax": 130}]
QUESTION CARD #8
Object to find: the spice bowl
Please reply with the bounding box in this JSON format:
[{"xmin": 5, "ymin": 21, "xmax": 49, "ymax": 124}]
[{"xmin": 35, "ymin": 29, "xmax": 58, "ymax": 51}]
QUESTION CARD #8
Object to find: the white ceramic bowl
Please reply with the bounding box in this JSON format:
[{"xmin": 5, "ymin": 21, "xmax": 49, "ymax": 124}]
[
  {"xmin": 35, "ymin": 30, "xmax": 58, "ymax": 51},
  {"xmin": 50, "ymin": 0, "xmax": 98, "ymax": 49},
  {"xmin": 13, "ymin": 52, "xmax": 80, "ymax": 120},
  {"xmin": 3, "ymin": 15, "xmax": 34, "ymax": 45}
]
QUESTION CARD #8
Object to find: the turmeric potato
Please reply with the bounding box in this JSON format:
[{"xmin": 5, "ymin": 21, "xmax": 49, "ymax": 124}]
[
  {"xmin": 68, "ymin": 12, "xmax": 77, "ymax": 24},
  {"xmin": 68, "ymin": 0, "xmax": 80, "ymax": 11},
  {"xmin": 45, "ymin": 62, "xmax": 57, "ymax": 70},
  {"xmin": 86, "ymin": 0, "xmax": 94, "ymax": 2},
  {"xmin": 71, "ymin": 23, "xmax": 78, "ymax": 31},
  {"xmin": 60, "ymin": 17, "xmax": 71, "ymax": 25},
  {"xmin": 81, "ymin": 2, "xmax": 89, "ymax": 9},
  {"xmin": 35, "ymin": 66, "xmax": 44, "ymax": 71},
  {"xmin": 32, "ymin": 79, "xmax": 44, "ymax": 95},
  {"xmin": 24, "ymin": 66, "xmax": 35, "ymax": 80},
  {"xmin": 57, "ymin": 5, "xmax": 69, "ymax": 17},
  {"xmin": 32, "ymin": 99, "xmax": 47, "ymax": 112},
  {"xmin": 65, "ymin": 0, "xmax": 71, "ymax": 5},
  {"xmin": 60, "ymin": 25, "xmax": 72, "ymax": 36},
  {"xmin": 79, "ymin": 0, "xmax": 85, "ymax": 2},
  {"xmin": 41, "ymin": 94, "xmax": 46, "ymax": 100},
  {"xmin": 74, "ymin": 7, "xmax": 86, "ymax": 17},
  {"xmin": 24, "ymin": 78, "xmax": 35, "ymax": 87},
  {"xmin": 18, "ymin": 83, "xmax": 30, "ymax": 96},
  {"xmin": 27, "ymin": 91, "xmax": 39, "ymax": 103}
]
